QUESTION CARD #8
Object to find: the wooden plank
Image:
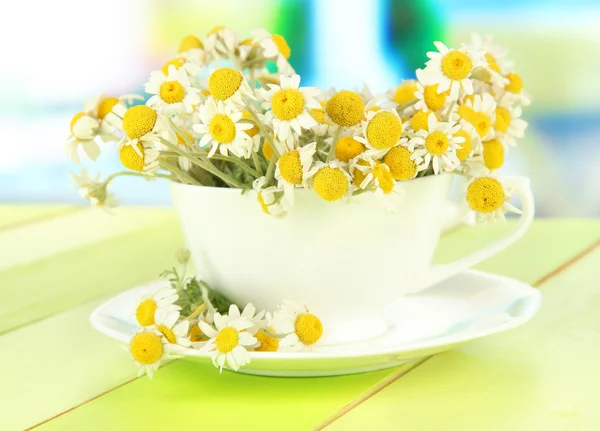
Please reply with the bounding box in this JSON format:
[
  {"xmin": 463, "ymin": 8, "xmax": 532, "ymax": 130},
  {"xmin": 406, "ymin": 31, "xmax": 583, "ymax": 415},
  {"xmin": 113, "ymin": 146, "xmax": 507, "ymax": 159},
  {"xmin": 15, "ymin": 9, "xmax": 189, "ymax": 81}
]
[
  {"xmin": 326, "ymin": 247, "xmax": 600, "ymax": 430},
  {"xmin": 20, "ymin": 220, "xmax": 599, "ymax": 431}
]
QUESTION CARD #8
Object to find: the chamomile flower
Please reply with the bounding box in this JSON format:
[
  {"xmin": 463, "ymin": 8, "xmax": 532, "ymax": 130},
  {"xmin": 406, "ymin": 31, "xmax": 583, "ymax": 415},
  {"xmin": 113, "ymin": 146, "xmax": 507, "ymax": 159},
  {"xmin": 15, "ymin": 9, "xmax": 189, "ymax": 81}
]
[
  {"xmin": 308, "ymin": 101, "xmax": 335, "ymax": 137},
  {"xmin": 273, "ymin": 300, "xmax": 323, "ymax": 352},
  {"xmin": 306, "ymin": 161, "xmax": 353, "ymax": 202},
  {"xmin": 325, "ymin": 90, "xmax": 365, "ymax": 128},
  {"xmin": 454, "ymin": 121, "xmax": 482, "ymax": 163},
  {"xmin": 252, "ymin": 29, "xmax": 295, "ymax": 75},
  {"xmin": 70, "ymin": 168, "xmax": 118, "ymax": 209},
  {"xmin": 461, "ymin": 93, "xmax": 497, "ymax": 140},
  {"xmin": 176, "ymin": 35, "xmax": 206, "ymax": 64},
  {"xmin": 332, "ymin": 135, "xmax": 366, "ymax": 163},
  {"xmin": 226, "ymin": 303, "xmax": 268, "ymax": 335},
  {"xmin": 359, "ymin": 163, "xmax": 405, "ymax": 213},
  {"xmin": 481, "ymin": 138, "xmax": 505, "ymax": 171},
  {"xmin": 134, "ymin": 285, "xmax": 181, "ymax": 327},
  {"xmin": 349, "ymin": 153, "xmax": 377, "ymax": 188},
  {"xmin": 391, "ymin": 79, "xmax": 418, "ymax": 106},
  {"xmin": 204, "ymin": 26, "xmax": 239, "ymax": 59},
  {"xmin": 355, "ymin": 109, "xmax": 404, "ymax": 156},
  {"xmin": 159, "ymin": 56, "xmax": 202, "ymax": 80},
  {"xmin": 119, "ymin": 142, "xmax": 160, "ymax": 175},
  {"xmin": 414, "ymin": 68, "xmax": 449, "ymax": 112},
  {"xmin": 145, "ymin": 66, "xmax": 201, "ymax": 116},
  {"xmin": 424, "ymin": 41, "xmax": 482, "ymax": 100},
  {"xmin": 66, "ymin": 113, "xmax": 100, "ymax": 163},
  {"xmin": 84, "ymin": 94, "xmax": 132, "ymax": 135},
  {"xmin": 408, "ymin": 109, "xmax": 439, "ymax": 132},
  {"xmin": 193, "ymin": 98, "xmax": 253, "ymax": 158},
  {"xmin": 119, "ymin": 105, "xmax": 173, "ymax": 150},
  {"xmin": 199, "ymin": 313, "xmax": 257, "ymax": 372},
  {"xmin": 207, "ymin": 67, "xmax": 255, "ymax": 106},
  {"xmin": 382, "ymin": 145, "xmax": 419, "ymax": 181},
  {"xmin": 494, "ymin": 99, "xmax": 528, "ymax": 147},
  {"xmin": 253, "ymin": 317, "xmax": 280, "ymax": 352},
  {"xmin": 465, "ymin": 175, "xmax": 521, "ymax": 225},
  {"xmin": 275, "ymin": 142, "xmax": 316, "ymax": 207},
  {"xmin": 154, "ymin": 309, "xmax": 192, "ymax": 348},
  {"xmin": 129, "ymin": 327, "xmax": 179, "ymax": 379},
  {"xmin": 409, "ymin": 114, "xmax": 463, "ymax": 174},
  {"xmin": 253, "ymin": 176, "xmax": 286, "ymax": 217},
  {"xmin": 261, "ymin": 74, "xmax": 320, "ymax": 144}
]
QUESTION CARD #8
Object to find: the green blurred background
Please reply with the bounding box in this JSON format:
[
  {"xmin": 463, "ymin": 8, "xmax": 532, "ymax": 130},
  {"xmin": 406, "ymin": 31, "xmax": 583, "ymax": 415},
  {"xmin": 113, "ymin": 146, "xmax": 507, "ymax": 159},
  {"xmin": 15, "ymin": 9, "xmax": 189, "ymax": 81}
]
[{"xmin": 2, "ymin": 0, "xmax": 598, "ymax": 216}]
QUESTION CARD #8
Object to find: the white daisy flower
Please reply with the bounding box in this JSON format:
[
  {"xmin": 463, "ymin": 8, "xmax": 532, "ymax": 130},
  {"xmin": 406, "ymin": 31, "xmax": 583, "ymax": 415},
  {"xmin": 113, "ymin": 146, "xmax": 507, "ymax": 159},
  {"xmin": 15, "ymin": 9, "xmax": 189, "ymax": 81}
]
[
  {"xmin": 414, "ymin": 68, "xmax": 449, "ymax": 113},
  {"xmin": 207, "ymin": 67, "xmax": 255, "ymax": 107},
  {"xmin": 159, "ymin": 56, "xmax": 202, "ymax": 81},
  {"xmin": 193, "ymin": 97, "xmax": 253, "ymax": 158},
  {"xmin": 423, "ymin": 41, "xmax": 483, "ymax": 100},
  {"xmin": 275, "ymin": 142, "xmax": 316, "ymax": 208},
  {"xmin": 226, "ymin": 303, "xmax": 268, "ymax": 335},
  {"xmin": 70, "ymin": 168, "xmax": 118, "ymax": 209},
  {"xmin": 355, "ymin": 109, "xmax": 404, "ymax": 157},
  {"xmin": 306, "ymin": 160, "xmax": 353, "ymax": 203},
  {"xmin": 118, "ymin": 141, "xmax": 161, "ymax": 176},
  {"xmin": 465, "ymin": 175, "xmax": 522, "ymax": 225},
  {"xmin": 459, "ymin": 93, "xmax": 497, "ymax": 140},
  {"xmin": 145, "ymin": 66, "xmax": 201, "ymax": 117},
  {"xmin": 84, "ymin": 93, "xmax": 134, "ymax": 136},
  {"xmin": 204, "ymin": 26, "xmax": 239, "ymax": 60},
  {"xmin": 408, "ymin": 113, "xmax": 463, "ymax": 174},
  {"xmin": 358, "ymin": 162, "xmax": 405, "ymax": 214},
  {"xmin": 66, "ymin": 113, "xmax": 100, "ymax": 163},
  {"xmin": 154, "ymin": 309, "xmax": 191, "ymax": 348},
  {"xmin": 252, "ymin": 176, "xmax": 286, "ymax": 218},
  {"xmin": 199, "ymin": 313, "xmax": 257, "ymax": 372},
  {"xmin": 119, "ymin": 105, "xmax": 174, "ymax": 151},
  {"xmin": 261, "ymin": 74, "xmax": 320, "ymax": 145},
  {"xmin": 134, "ymin": 284, "xmax": 181, "ymax": 328},
  {"xmin": 493, "ymin": 99, "xmax": 528, "ymax": 147},
  {"xmin": 251, "ymin": 28, "xmax": 295, "ymax": 76},
  {"xmin": 272, "ymin": 300, "xmax": 323, "ymax": 352},
  {"xmin": 129, "ymin": 327, "xmax": 180, "ymax": 379},
  {"xmin": 467, "ymin": 33, "xmax": 513, "ymax": 76},
  {"xmin": 176, "ymin": 35, "xmax": 207, "ymax": 65},
  {"xmin": 454, "ymin": 120, "xmax": 482, "ymax": 164}
]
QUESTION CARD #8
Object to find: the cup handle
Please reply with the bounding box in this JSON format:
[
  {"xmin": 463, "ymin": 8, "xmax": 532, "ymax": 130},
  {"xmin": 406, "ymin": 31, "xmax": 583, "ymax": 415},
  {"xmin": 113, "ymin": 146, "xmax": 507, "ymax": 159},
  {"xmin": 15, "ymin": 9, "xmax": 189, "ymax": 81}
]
[{"xmin": 423, "ymin": 176, "xmax": 535, "ymax": 289}]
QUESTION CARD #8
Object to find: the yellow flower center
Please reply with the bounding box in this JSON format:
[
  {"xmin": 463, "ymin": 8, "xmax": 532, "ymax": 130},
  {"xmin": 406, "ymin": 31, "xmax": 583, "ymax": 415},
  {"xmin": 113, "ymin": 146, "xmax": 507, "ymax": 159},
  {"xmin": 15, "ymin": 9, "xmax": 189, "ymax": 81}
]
[
  {"xmin": 441, "ymin": 51, "xmax": 472, "ymax": 81},
  {"xmin": 262, "ymin": 140, "xmax": 276, "ymax": 161},
  {"xmin": 485, "ymin": 52, "xmax": 501, "ymax": 74},
  {"xmin": 326, "ymin": 90, "xmax": 364, "ymax": 127},
  {"xmin": 393, "ymin": 81, "xmax": 418, "ymax": 105},
  {"xmin": 423, "ymin": 84, "xmax": 447, "ymax": 111},
  {"xmin": 457, "ymin": 105, "xmax": 476, "ymax": 122},
  {"xmin": 157, "ymin": 324, "xmax": 177, "ymax": 344},
  {"xmin": 161, "ymin": 58, "xmax": 185, "ymax": 75},
  {"xmin": 215, "ymin": 327, "xmax": 239, "ymax": 353},
  {"xmin": 384, "ymin": 146, "xmax": 417, "ymax": 180},
  {"xmin": 123, "ymin": 105, "xmax": 157, "ymax": 140},
  {"xmin": 278, "ymin": 150, "xmax": 303, "ymax": 184},
  {"xmin": 97, "ymin": 97, "xmax": 119, "ymax": 120},
  {"xmin": 366, "ymin": 111, "xmax": 403, "ymax": 149},
  {"xmin": 120, "ymin": 143, "xmax": 145, "ymax": 172},
  {"xmin": 257, "ymin": 193, "xmax": 271, "ymax": 214},
  {"xmin": 372, "ymin": 164, "xmax": 395, "ymax": 194},
  {"xmin": 472, "ymin": 113, "xmax": 491, "ymax": 138},
  {"xmin": 309, "ymin": 108, "xmax": 328, "ymax": 125},
  {"xmin": 483, "ymin": 139, "xmax": 504, "ymax": 170},
  {"xmin": 188, "ymin": 324, "xmax": 206, "ymax": 342},
  {"xmin": 295, "ymin": 313, "xmax": 323, "ymax": 345},
  {"xmin": 454, "ymin": 130, "xmax": 472, "ymax": 161},
  {"xmin": 272, "ymin": 34, "xmax": 291, "ymax": 59},
  {"xmin": 467, "ymin": 177, "xmax": 505, "ymax": 213},
  {"xmin": 505, "ymin": 72, "xmax": 523, "ymax": 93},
  {"xmin": 352, "ymin": 159, "xmax": 372, "ymax": 186},
  {"xmin": 178, "ymin": 35, "xmax": 204, "ymax": 53},
  {"xmin": 254, "ymin": 329, "xmax": 280, "ymax": 352},
  {"xmin": 272, "ymin": 89, "xmax": 305, "ymax": 120},
  {"xmin": 209, "ymin": 114, "xmax": 236, "ymax": 144},
  {"xmin": 242, "ymin": 111, "xmax": 260, "ymax": 137},
  {"xmin": 494, "ymin": 107, "xmax": 511, "ymax": 134},
  {"xmin": 313, "ymin": 166, "xmax": 348, "ymax": 201},
  {"xmin": 130, "ymin": 332, "xmax": 163, "ymax": 365},
  {"xmin": 425, "ymin": 131, "xmax": 449, "ymax": 156},
  {"xmin": 209, "ymin": 25, "xmax": 226, "ymax": 35},
  {"xmin": 135, "ymin": 299, "xmax": 157, "ymax": 326},
  {"xmin": 70, "ymin": 112, "xmax": 85, "ymax": 134},
  {"xmin": 208, "ymin": 68, "xmax": 243, "ymax": 101},
  {"xmin": 410, "ymin": 110, "xmax": 434, "ymax": 132},
  {"xmin": 335, "ymin": 136, "xmax": 365, "ymax": 163},
  {"xmin": 160, "ymin": 81, "xmax": 186, "ymax": 104},
  {"xmin": 201, "ymin": 89, "xmax": 211, "ymax": 97}
]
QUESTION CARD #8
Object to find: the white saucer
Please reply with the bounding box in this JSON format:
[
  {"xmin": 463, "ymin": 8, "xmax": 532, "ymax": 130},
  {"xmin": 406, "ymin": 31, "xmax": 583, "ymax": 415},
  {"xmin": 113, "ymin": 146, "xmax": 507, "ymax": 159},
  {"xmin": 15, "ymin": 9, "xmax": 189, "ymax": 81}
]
[{"xmin": 90, "ymin": 270, "xmax": 541, "ymax": 377}]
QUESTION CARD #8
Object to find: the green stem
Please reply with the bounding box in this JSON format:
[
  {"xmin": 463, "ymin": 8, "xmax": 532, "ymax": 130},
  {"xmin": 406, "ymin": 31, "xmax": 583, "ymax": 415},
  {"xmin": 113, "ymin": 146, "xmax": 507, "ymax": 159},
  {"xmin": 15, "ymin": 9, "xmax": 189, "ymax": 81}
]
[
  {"xmin": 265, "ymin": 156, "xmax": 276, "ymax": 186},
  {"xmin": 444, "ymin": 101, "xmax": 456, "ymax": 122},
  {"xmin": 326, "ymin": 127, "xmax": 342, "ymax": 162},
  {"xmin": 252, "ymin": 150, "xmax": 263, "ymax": 176},
  {"xmin": 103, "ymin": 170, "xmax": 172, "ymax": 186},
  {"xmin": 396, "ymin": 99, "xmax": 418, "ymax": 114},
  {"xmin": 243, "ymin": 101, "xmax": 281, "ymax": 158},
  {"xmin": 159, "ymin": 160, "xmax": 201, "ymax": 185}
]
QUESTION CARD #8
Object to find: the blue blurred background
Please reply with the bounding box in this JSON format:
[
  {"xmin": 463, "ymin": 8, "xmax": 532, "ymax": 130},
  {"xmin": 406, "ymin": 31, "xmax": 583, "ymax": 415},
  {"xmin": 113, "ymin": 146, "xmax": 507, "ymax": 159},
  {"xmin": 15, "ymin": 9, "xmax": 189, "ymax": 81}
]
[{"xmin": 2, "ymin": 0, "xmax": 598, "ymax": 216}]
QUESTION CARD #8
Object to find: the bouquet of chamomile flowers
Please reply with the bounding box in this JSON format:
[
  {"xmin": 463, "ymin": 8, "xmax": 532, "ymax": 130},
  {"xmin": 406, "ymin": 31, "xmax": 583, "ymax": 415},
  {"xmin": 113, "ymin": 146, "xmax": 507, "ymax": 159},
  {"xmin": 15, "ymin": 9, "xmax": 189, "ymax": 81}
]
[
  {"xmin": 68, "ymin": 27, "xmax": 528, "ymax": 222},
  {"xmin": 130, "ymin": 248, "xmax": 323, "ymax": 377}
]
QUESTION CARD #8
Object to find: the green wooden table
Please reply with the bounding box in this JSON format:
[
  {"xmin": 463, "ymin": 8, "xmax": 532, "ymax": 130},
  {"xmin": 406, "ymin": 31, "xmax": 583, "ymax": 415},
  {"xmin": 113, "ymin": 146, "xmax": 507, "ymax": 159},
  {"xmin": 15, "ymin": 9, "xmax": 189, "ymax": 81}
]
[{"xmin": 1, "ymin": 205, "xmax": 598, "ymax": 431}]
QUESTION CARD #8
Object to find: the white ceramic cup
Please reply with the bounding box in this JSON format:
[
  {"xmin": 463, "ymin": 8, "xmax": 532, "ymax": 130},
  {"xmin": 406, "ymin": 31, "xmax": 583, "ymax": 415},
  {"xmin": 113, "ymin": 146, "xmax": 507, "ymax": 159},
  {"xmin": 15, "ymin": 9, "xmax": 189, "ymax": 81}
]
[{"xmin": 170, "ymin": 174, "xmax": 534, "ymax": 345}]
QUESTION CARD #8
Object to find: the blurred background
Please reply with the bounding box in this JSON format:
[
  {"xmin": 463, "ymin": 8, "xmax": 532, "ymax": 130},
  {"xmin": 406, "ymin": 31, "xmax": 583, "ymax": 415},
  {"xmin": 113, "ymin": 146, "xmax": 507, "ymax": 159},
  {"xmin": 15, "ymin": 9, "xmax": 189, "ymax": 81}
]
[{"xmin": 2, "ymin": 0, "xmax": 598, "ymax": 216}]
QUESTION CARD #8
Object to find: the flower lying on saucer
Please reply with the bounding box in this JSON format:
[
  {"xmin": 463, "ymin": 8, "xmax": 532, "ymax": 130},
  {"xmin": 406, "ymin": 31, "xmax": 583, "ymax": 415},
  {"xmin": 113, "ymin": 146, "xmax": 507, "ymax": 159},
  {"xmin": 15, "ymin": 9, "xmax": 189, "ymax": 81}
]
[
  {"xmin": 128, "ymin": 327, "xmax": 181, "ymax": 379},
  {"xmin": 273, "ymin": 300, "xmax": 324, "ymax": 351}
]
